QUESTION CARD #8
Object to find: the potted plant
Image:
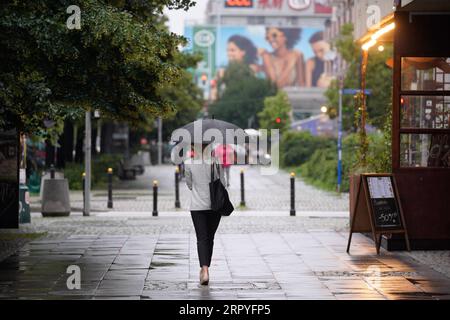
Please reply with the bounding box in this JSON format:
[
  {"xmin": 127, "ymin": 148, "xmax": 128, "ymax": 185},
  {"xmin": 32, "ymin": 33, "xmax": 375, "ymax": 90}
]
[{"xmin": 349, "ymin": 97, "xmax": 392, "ymax": 215}]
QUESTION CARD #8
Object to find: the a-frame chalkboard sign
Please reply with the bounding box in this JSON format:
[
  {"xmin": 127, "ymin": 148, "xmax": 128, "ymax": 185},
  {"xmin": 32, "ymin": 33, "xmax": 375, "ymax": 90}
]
[{"xmin": 346, "ymin": 173, "xmax": 410, "ymax": 255}]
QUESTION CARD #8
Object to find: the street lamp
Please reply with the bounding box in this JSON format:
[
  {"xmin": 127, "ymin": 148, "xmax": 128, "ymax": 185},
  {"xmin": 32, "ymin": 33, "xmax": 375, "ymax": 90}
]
[
  {"xmin": 84, "ymin": 110, "xmax": 91, "ymax": 216},
  {"xmin": 320, "ymin": 106, "xmax": 328, "ymax": 113},
  {"xmin": 337, "ymin": 76, "xmax": 343, "ymax": 193}
]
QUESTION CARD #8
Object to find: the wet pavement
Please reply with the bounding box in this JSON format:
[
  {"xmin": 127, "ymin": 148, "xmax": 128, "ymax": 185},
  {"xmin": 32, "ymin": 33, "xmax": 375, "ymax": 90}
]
[
  {"xmin": 1, "ymin": 218, "xmax": 450, "ymax": 300},
  {"xmin": 6, "ymin": 165, "xmax": 450, "ymax": 300}
]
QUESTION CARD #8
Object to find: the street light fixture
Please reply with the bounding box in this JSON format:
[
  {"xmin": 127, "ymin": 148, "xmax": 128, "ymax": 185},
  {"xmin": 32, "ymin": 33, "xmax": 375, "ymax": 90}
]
[
  {"xmin": 337, "ymin": 76, "xmax": 343, "ymax": 193},
  {"xmin": 320, "ymin": 106, "xmax": 328, "ymax": 113},
  {"xmin": 361, "ymin": 22, "xmax": 395, "ymax": 51}
]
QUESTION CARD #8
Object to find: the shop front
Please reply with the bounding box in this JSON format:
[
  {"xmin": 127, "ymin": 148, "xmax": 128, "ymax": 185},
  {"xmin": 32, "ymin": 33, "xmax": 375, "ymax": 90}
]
[{"xmin": 359, "ymin": 0, "xmax": 450, "ymax": 249}]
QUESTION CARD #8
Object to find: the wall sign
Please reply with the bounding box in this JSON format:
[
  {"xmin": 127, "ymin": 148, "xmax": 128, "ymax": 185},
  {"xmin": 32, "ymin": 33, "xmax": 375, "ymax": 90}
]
[
  {"xmin": 194, "ymin": 29, "xmax": 216, "ymax": 48},
  {"xmin": 221, "ymin": 0, "xmax": 331, "ymax": 14},
  {"xmin": 288, "ymin": 0, "xmax": 311, "ymax": 11},
  {"xmin": 225, "ymin": 0, "xmax": 254, "ymax": 8},
  {"xmin": 347, "ymin": 173, "xmax": 410, "ymax": 254}
]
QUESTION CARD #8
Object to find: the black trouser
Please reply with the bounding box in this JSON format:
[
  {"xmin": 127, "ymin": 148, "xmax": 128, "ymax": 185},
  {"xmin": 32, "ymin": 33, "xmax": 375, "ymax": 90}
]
[{"xmin": 191, "ymin": 210, "xmax": 222, "ymax": 267}]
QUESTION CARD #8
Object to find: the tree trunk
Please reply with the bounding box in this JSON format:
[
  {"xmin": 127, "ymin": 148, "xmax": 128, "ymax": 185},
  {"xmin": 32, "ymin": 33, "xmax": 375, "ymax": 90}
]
[
  {"xmin": 45, "ymin": 140, "xmax": 55, "ymax": 168},
  {"xmin": 56, "ymin": 120, "xmax": 74, "ymax": 168},
  {"xmin": 75, "ymin": 127, "xmax": 84, "ymax": 163}
]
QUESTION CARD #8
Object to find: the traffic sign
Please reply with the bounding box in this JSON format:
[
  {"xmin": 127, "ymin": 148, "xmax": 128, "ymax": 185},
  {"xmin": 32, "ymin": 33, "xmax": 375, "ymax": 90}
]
[{"xmin": 342, "ymin": 89, "xmax": 372, "ymax": 95}]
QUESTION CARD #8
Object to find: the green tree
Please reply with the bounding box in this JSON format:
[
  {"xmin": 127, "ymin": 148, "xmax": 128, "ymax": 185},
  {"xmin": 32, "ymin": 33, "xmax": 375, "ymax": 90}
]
[
  {"xmin": 208, "ymin": 62, "xmax": 277, "ymax": 128},
  {"xmin": 325, "ymin": 23, "xmax": 392, "ymax": 130},
  {"xmin": 258, "ymin": 91, "xmax": 292, "ymax": 133},
  {"xmin": 0, "ymin": 0, "xmax": 196, "ymax": 138},
  {"xmin": 158, "ymin": 52, "xmax": 204, "ymax": 140}
]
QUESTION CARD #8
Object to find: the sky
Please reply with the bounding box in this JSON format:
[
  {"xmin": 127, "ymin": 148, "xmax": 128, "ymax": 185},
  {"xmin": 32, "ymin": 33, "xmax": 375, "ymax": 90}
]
[{"xmin": 163, "ymin": 1, "xmax": 208, "ymax": 36}]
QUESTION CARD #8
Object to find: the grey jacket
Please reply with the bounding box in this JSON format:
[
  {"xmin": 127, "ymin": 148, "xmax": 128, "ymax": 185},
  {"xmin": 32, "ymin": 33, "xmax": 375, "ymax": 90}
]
[{"xmin": 184, "ymin": 158, "xmax": 227, "ymax": 211}]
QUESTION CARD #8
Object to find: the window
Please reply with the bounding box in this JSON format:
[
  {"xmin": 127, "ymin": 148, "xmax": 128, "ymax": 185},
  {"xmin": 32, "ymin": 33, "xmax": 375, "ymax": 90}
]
[
  {"xmin": 400, "ymin": 134, "xmax": 450, "ymax": 168},
  {"xmin": 399, "ymin": 57, "xmax": 450, "ymax": 168},
  {"xmin": 401, "ymin": 95, "xmax": 450, "ymax": 129},
  {"xmin": 401, "ymin": 57, "xmax": 450, "ymax": 91}
]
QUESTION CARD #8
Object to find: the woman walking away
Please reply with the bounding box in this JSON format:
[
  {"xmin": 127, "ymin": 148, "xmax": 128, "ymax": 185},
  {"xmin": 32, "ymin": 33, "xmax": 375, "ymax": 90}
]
[{"xmin": 184, "ymin": 144, "xmax": 227, "ymax": 285}]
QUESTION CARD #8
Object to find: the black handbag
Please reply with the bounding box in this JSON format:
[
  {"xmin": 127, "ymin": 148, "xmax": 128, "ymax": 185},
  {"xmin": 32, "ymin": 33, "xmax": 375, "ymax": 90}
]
[{"xmin": 209, "ymin": 161, "xmax": 234, "ymax": 216}]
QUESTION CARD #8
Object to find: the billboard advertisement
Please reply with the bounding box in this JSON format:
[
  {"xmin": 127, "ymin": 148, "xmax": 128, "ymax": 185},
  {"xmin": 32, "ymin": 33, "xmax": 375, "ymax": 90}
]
[{"xmin": 185, "ymin": 25, "xmax": 331, "ymax": 89}]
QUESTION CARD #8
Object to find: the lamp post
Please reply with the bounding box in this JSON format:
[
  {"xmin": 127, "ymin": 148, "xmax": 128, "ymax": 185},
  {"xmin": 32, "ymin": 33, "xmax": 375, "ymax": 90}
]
[
  {"xmin": 84, "ymin": 110, "xmax": 91, "ymax": 216},
  {"xmin": 157, "ymin": 117, "xmax": 162, "ymax": 165},
  {"xmin": 216, "ymin": 0, "xmax": 221, "ymax": 76},
  {"xmin": 337, "ymin": 76, "xmax": 343, "ymax": 193}
]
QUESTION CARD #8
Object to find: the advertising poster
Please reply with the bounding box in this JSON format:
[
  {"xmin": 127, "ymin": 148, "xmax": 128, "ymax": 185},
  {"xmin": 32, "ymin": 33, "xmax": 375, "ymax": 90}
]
[
  {"xmin": 185, "ymin": 25, "xmax": 331, "ymax": 89},
  {"xmin": 192, "ymin": 26, "xmax": 217, "ymax": 79}
]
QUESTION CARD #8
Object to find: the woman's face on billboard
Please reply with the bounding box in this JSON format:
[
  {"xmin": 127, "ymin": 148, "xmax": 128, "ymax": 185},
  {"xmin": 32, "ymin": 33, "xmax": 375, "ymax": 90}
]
[
  {"xmin": 227, "ymin": 41, "xmax": 246, "ymax": 62},
  {"xmin": 266, "ymin": 28, "xmax": 287, "ymax": 50},
  {"xmin": 311, "ymin": 40, "xmax": 330, "ymax": 60}
]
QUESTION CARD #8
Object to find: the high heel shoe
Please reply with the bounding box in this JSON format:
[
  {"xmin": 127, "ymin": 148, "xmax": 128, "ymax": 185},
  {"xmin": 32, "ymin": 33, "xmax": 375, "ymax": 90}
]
[{"xmin": 200, "ymin": 269, "xmax": 209, "ymax": 285}]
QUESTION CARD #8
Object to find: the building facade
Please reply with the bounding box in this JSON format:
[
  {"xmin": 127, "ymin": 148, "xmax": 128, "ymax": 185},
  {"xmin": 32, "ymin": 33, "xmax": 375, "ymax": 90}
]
[{"xmin": 324, "ymin": 0, "xmax": 414, "ymax": 79}]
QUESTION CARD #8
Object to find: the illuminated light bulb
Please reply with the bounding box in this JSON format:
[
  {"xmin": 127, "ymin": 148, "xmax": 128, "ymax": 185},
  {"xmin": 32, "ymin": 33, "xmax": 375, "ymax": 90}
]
[
  {"xmin": 371, "ymin": 23, "xmax": 395, "ymax": 41},
  {"xmin": 362, "ymin": 39, "xmax": 376, "ymax": 51}
]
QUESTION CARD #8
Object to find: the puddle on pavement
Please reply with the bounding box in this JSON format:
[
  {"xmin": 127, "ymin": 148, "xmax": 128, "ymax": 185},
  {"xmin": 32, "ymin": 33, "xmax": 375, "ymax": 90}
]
[{"xmin": 150, "ymin": 262, "xmax": 176, "ymax": 268}]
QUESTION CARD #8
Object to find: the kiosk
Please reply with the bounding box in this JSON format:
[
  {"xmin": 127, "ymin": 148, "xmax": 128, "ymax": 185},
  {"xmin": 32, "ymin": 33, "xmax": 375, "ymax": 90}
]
[{"xmin": 359, "ymin": 0, "xmax": 450, "ymax": 249}]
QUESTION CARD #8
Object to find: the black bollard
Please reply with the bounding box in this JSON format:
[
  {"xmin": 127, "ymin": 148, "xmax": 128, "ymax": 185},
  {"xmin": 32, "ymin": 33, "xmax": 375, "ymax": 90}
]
[
  {"xmin": 107, "ymin": 168, "xmax": 113, "ymax": 209},
  {"xmin": 50, "ymin": 164, "xmax": 55, "ymax": 179},
  {"xmin": 82, "ymin": 172, "xmax": 86, "ymax": 215},
  {"xmin": 290, "ymin": 172, "xmax": 296, "ymax": 216},
  {"xmin": 240, "ymin": 169, "xmax": 246, "ymax": 207},
  {"xmin": 152, "ymin": 180, "xmax": 158, "ymax": 216},
  {"xmin": 175, "ymin": 167, "xmax": 180, "ymax": 208}
]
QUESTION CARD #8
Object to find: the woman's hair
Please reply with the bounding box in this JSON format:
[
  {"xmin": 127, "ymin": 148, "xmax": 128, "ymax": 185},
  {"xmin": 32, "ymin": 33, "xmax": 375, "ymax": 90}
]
[
  {"xmin": 267, "ymin": 27, "xmax": 302, "ymax": 49},
  {"xmin": 309, "ymin": 31, "xmax": 323, "ymax": 44},
  {"xmin": 228, "ymin": 35, "xmax": 258, "ymax": 64}
]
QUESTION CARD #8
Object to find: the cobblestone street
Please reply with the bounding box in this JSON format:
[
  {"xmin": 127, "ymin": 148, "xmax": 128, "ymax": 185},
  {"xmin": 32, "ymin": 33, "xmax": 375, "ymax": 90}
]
[{"xmin": 29, "ymin": 165, "xmax": 349, "ymax": 213}]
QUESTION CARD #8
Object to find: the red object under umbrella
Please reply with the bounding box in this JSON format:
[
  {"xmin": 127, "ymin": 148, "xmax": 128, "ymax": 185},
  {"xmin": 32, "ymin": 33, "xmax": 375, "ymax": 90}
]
[{"xmin": 214, "ymin": 144, "xmax": 235, "ymax": 167}]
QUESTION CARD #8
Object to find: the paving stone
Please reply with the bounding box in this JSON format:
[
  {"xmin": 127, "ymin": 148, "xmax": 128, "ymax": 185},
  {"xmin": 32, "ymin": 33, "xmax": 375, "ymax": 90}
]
[{"xmin": 1, "ymin": 165, "xmax": 448, "ymax": 300}]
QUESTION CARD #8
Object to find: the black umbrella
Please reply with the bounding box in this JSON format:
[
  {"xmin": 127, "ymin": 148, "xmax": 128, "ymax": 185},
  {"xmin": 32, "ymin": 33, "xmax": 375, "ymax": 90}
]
[{"xmin": 171, "ymin": 118, "xmax": 247, "ymax": 144}]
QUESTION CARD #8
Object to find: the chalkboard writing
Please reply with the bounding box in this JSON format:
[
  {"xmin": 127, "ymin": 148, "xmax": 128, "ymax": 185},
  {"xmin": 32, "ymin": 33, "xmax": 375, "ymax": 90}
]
[
  {"xmin": 367, "ymin": 177, "xmax": 402, "ymax": 229},
  {"xmin": 371, "ymin": 198, "xmax": 402, "ymax": 228}
]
